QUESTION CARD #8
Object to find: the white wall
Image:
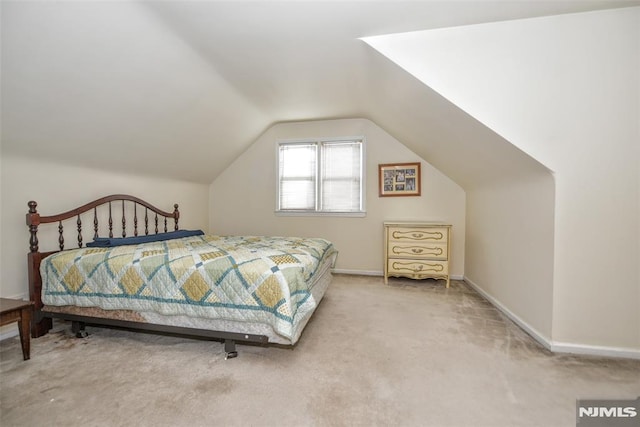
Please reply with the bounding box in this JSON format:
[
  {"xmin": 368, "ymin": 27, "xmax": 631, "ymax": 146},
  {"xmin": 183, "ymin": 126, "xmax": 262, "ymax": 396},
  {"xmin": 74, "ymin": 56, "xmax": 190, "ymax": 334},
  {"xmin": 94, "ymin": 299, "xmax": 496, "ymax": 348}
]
[
  {"xmin": 364, "ymin": 7, "xmax": 640, "ymax": 353},
  {"xmin": 210, "ymin": 118, "xmax": 466, "ymax": 277},
  {"xmin": 0, "ymin": 154, "xmax": 210, "ymax": 304},
  {"xmin": 465, "ymin": 173, "xmax": 555, "ymax": 340}
]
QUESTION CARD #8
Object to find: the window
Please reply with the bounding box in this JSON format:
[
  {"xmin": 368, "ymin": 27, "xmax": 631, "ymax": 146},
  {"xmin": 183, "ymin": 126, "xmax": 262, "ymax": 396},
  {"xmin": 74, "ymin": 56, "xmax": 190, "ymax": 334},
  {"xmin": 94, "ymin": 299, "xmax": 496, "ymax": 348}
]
[{"xmin": 277, "ymin": 137, "xmax": 365, "ymax": 216}]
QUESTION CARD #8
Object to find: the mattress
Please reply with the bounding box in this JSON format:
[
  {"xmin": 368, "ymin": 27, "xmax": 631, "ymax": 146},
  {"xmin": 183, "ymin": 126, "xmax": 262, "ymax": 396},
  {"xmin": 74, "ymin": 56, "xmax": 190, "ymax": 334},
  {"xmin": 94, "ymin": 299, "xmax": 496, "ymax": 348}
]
[{"xmin": 41, "ymin": 234, "xmax": 337, "ymax": 345}]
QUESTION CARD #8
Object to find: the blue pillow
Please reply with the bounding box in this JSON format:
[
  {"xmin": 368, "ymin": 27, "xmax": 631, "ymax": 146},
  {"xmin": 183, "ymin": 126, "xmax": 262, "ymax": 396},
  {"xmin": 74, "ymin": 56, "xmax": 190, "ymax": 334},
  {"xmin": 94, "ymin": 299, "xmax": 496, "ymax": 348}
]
[{"xmin": 87, "ymin": 230, "xmax": 204, "ymax": 247}]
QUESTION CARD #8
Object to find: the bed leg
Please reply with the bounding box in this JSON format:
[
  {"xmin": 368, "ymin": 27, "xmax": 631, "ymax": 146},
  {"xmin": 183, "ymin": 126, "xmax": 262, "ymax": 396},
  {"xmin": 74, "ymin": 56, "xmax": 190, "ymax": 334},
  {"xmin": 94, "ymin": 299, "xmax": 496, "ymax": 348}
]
[
  {"xmin": 71, "ymin": 321, "xmax": 88, "ymax": 338},
  {"xmin": 31, "ymin": 317, "xmax": 53, "ymax": 338},
  {"xmin": 224, "ymin": 339, "xmax": 238, "ymax": 359}
]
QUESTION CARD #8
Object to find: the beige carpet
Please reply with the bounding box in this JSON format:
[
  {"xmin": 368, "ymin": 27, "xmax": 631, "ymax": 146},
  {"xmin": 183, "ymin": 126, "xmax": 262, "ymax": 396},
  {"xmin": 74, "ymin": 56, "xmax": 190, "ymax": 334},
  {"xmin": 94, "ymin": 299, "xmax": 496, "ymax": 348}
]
[{"xmin": 1, "ymin": 275, "xmax": 638, "ymax": 426}]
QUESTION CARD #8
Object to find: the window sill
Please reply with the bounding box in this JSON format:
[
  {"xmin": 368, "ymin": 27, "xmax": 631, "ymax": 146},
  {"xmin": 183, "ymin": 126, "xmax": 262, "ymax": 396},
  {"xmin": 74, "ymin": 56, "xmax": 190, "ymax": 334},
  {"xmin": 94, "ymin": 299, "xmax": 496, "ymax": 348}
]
[{"xmin": 275, "ymin": 211, "xmax": 366, "ymax": 218}]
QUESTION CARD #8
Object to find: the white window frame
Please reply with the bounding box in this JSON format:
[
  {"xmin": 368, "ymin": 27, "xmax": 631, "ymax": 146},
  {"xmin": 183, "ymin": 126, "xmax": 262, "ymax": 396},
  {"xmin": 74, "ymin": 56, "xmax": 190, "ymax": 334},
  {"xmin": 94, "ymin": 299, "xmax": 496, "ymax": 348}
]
[{"xmin": 276, "ymin": 136, "xmax": 366, "ymax": 217}]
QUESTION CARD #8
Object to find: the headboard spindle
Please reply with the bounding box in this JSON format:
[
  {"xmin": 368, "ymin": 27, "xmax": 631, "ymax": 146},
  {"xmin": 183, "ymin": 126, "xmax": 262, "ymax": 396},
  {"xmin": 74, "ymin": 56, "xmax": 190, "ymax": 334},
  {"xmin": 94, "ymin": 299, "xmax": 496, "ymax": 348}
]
[
  {"xmin": 77, "ymin": 215, "xmax": 83, "ymax": 248},
  {"xmin": 58, "ymin": 221, "xmax": 64, "ymax": 251},
  {"xmin": 145, "ymin": 208, "xmax": 149, "ymax": 235},
  {"xmin": 108, "ymin": 202, "xmax": 113, "ymax": 238},
  {"xmin": 93, "ymin": 208, "xmax": 99, "ymax": 240},
  {"xmin": 134, "ymin": 204, "xmax": 138, "ymax": 237}
]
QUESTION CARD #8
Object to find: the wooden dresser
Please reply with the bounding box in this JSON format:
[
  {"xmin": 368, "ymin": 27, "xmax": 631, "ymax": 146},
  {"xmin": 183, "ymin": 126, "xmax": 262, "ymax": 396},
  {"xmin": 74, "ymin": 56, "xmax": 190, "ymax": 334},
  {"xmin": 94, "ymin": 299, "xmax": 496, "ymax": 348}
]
[{"xmin": 384, "ymin": 222, "xmax": 451, "ymax": 287}]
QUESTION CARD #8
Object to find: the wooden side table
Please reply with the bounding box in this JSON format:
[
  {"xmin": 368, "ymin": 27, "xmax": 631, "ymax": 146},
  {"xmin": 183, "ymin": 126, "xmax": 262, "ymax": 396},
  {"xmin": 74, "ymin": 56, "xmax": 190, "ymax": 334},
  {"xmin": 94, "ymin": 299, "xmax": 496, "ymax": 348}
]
[{"xmin": 0, "ymin": 298, "xmax": 33, "ymax": 360}]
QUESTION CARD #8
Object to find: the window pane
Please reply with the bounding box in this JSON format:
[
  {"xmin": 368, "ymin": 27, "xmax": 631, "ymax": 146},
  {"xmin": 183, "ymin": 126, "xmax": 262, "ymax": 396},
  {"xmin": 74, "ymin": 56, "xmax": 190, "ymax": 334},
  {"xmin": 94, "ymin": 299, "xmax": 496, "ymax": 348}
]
[
  {"xmin": 321, "ymin": 141, "xmax": 362, "ymax": 211},
  {"xmin": 281, "ymin": 180, "xmax": 315, "ymax": 209},
  {"xmin": 279, "ymin": 143, "xmax": 316, "ymax": 210}
]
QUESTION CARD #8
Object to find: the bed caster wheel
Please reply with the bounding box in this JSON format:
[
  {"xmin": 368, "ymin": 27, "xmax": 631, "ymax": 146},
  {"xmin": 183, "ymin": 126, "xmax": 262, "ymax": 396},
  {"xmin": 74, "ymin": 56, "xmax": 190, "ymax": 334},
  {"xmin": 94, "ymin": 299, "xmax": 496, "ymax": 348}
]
[
  {"xmin": 71, "ymin": 321, "xmax": 88, "ymax": 338},
  {"xmin": 223, "ymin": 339, "xmax": 237, "ymax": 359}
]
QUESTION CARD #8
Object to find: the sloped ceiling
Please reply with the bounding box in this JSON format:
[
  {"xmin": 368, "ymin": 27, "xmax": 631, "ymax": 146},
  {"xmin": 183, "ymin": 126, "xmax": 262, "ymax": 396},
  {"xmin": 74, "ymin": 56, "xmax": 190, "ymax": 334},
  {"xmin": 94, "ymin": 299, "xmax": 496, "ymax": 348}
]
[{"xmin": 1, "ymin": 0, "xmax": 634, "ymax": 186}]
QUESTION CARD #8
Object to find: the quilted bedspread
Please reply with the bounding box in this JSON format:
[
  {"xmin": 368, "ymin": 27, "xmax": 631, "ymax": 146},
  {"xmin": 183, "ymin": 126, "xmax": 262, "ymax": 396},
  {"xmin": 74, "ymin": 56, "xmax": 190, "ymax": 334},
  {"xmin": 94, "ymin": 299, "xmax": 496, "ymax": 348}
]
[{"xmin": 41, "ymin": 235, "xmax": 337, "ymax": 341}]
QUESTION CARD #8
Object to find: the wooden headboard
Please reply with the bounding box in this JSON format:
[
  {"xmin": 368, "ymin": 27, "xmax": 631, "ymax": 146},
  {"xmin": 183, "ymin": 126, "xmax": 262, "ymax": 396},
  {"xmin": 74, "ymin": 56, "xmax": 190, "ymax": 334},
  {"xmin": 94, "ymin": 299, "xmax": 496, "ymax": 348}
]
[{"xmin": 26, "ymin": 194, "xmax": 180, "ymax": 337}]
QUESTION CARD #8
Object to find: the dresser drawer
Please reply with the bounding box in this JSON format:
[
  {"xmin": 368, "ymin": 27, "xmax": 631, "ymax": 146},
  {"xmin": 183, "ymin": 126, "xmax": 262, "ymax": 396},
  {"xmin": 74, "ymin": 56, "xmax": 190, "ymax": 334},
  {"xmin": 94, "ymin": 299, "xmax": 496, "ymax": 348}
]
[
  {"xmin": 387, "ymin": 259, "xmax": 449, "ymax": 277},
  {"xmin": 388, "ymin": 227, "xmax": 448, "ymax": 243},
  {"xmin": 388, "ymin": 242, "xmax": 448, "ymax": 260}
]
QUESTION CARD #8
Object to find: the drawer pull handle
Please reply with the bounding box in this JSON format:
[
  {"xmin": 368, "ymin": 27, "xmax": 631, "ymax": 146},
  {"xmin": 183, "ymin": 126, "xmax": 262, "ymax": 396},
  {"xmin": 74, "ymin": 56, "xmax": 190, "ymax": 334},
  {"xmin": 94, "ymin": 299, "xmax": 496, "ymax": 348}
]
[
  {"xmin": 412, "ymin": 233, "xmax": 423, "ymax": 238},
  {"xmin": 411, "ymin": 248, "xmax": 424, "ymax": 254}
]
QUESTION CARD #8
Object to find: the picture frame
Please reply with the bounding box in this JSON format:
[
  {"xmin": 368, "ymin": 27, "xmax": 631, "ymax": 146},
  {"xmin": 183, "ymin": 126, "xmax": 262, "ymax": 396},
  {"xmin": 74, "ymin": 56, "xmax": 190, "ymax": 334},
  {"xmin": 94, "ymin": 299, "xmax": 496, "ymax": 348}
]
[{"xmin": 378, "ymin": 162, "xmax": 421, "ymax": 197}]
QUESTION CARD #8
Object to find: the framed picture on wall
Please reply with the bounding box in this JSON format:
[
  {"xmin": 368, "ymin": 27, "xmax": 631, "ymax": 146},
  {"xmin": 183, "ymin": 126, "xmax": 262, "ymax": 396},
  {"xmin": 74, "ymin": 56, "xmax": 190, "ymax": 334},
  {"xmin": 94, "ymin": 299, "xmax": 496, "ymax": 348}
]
[{"xmin": 378, "ymin": 162, "xmax": 421, "ymax": 197}]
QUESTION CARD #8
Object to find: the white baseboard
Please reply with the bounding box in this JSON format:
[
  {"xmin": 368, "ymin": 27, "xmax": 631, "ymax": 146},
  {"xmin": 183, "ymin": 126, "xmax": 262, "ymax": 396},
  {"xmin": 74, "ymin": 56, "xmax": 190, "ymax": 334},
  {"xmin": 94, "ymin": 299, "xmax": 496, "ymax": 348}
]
[
  {"xmin": 332, "ymin": 269, "xmax": 383, "ymax": 276},
  {"xmin": 332, "ymin": 270, "xmax": 465, "ymax": 281},
  {"xmin": 463, "ymin": 276, "xmax": 640, "ymax": 360},
  {"xmin": 0, "ymin": 325, "xmax": 20, "ymax": 341},
  {"xmin": 463, "ymin": 276, "xmax": 552, "ymax": 351},
  {"xmin": 550, "ymin": 342, "xmax": 640, "ymax": 360}
]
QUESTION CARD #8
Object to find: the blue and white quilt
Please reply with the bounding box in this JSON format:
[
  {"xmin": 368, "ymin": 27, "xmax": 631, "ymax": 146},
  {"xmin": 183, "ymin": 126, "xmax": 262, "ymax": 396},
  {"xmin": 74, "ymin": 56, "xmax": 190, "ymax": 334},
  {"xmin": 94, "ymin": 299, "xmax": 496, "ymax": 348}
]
[{"xmin": 41, "ymin": 235, "xmax": 337, "ymax": 341}]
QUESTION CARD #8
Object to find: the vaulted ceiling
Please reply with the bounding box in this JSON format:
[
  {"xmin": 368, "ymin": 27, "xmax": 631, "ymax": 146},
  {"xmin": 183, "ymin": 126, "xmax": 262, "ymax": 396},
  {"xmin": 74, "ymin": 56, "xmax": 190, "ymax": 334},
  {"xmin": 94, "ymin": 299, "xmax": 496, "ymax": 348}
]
[{"xmin": 1, "ymin": 0, "xmax": 633, "ymax": 186}]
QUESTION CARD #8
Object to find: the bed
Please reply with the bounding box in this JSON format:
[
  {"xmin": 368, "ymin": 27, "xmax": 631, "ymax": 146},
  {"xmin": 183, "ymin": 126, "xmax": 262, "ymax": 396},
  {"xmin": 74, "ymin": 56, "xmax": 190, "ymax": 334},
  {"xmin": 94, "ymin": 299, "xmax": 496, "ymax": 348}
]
[{"xmin": 26, "ymin": 194, "xmax": 337, "ymax": 358}]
